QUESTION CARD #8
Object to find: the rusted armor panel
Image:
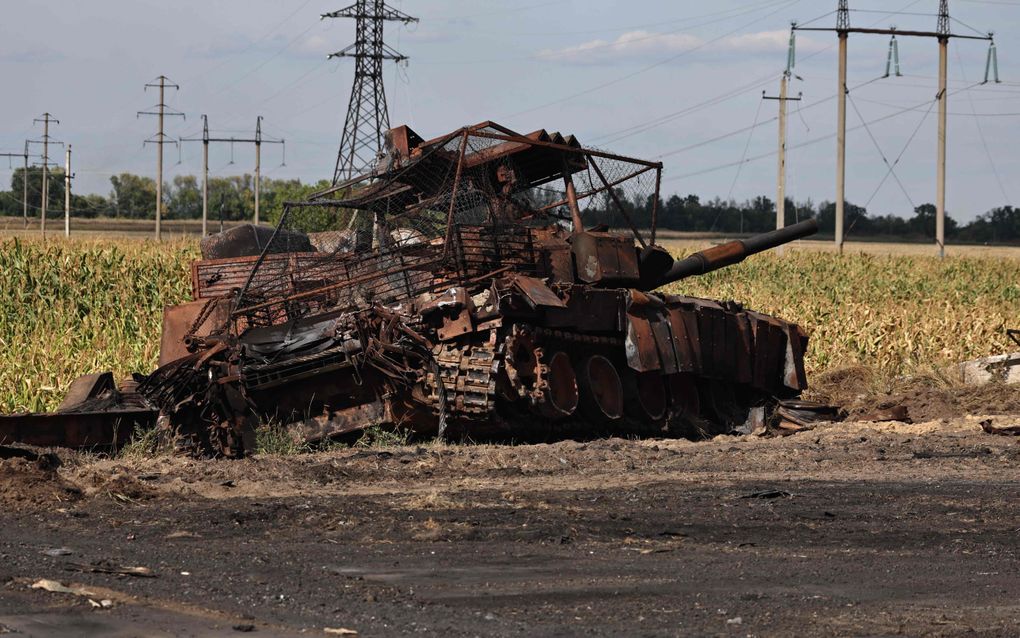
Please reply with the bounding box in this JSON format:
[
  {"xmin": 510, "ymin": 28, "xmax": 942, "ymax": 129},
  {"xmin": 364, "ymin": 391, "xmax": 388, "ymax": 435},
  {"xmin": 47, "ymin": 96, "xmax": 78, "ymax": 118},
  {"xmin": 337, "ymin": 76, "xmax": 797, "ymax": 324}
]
[{"xmin": 159, "ymin": 298, "xmax": 231, "ymax": 366}]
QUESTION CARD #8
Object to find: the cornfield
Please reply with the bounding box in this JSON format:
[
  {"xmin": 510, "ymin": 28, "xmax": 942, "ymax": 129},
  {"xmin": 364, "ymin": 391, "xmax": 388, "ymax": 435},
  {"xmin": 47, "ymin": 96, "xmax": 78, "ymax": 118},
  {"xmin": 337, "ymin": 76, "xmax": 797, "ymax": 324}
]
[
  {"xmin": 1, "ymin": 236, "xmax": 1017, "ymax": 413},
  {"xmin": 0, "ymin": 238, "xmax": 195, "ymax": 413}
]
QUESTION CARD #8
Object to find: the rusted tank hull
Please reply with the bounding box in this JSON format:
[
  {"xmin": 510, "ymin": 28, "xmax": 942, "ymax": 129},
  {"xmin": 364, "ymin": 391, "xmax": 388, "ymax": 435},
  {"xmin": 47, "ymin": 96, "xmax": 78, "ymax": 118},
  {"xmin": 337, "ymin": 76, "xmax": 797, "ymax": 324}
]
[{"xmin": 139, "ymin": 267, "xmax": 807, "ymax": 455}]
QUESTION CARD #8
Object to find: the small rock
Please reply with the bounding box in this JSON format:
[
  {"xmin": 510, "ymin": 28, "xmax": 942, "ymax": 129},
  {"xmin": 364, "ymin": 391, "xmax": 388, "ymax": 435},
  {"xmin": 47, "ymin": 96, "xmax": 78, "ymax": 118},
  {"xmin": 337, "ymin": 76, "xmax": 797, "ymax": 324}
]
[{"xmin": 42, "ymin": 547, "xmax": 73, "ymax": 557}]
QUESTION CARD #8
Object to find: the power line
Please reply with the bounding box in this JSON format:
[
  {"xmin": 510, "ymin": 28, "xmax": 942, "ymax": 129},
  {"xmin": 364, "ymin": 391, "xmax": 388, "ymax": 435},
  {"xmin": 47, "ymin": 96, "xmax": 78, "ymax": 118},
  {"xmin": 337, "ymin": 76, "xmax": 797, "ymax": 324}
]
[
  {"xmin": 654, "ymin": 75, "xmax": 885, "ymax": 159},
  {"xmin": 847, "ymin": 90, "xmax": 923, "ymax": 209},
  {"xmin": 862, "ymin": 96, "xmax": 937, "ymax": 208},
  {"xmin": 181, "ymin": 115, "xmax": 285, "ymax": 231},
  {"xmin": 467, "ymin": 0, "xmax": 792, "ymax": 37},
  {"xmin": 955, "ymin": 42, "xmax": 1012, "ymax": 205},
  {"xmin": 662, "ymin": 83, "xmax": 982, "ymax": 184},
  {"xmin": 587, "ymin": 0, "xmax": 931, "ymax": 148},
  {"xmin": 184, "ymin": 0, "xmax": 317, "ymax": 87},
  {"xmin": 208, "ymin": 21, "xmax": 322, "ymax": 100},
  {"xmin": 728, "ymin": 98, "xmax": 767, "ymax": 200},
  {"xmin": 500, "ymin": 0, "xmax": 804, "ymax": 120}
]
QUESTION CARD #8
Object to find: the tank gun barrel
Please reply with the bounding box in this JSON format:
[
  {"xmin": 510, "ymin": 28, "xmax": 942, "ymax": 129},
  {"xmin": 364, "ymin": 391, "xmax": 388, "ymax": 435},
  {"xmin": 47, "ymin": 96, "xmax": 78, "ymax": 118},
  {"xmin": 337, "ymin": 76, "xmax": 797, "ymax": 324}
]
[{"xmin": 653, "ymin": 218, "xmax": 818, "ymax": 287}]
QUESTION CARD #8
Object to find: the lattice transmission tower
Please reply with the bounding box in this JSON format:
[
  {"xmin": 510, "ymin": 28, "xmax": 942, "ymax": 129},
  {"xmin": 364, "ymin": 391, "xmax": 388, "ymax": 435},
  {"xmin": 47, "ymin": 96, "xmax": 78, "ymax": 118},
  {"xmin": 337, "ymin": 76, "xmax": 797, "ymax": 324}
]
[{"xmin": 323, "ymin": 1, "xmax": 418, "ymax": 185}]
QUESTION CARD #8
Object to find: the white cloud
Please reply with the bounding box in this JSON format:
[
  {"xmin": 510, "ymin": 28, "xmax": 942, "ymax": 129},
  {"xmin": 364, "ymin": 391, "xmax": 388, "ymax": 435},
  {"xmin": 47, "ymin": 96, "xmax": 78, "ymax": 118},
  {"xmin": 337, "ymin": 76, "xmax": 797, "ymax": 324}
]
[
  {"xmin": 538, "ymin": 30, "xmax": 703, "ymax": 64},
  {"xmin": 296, "ymin": 33, "xmax": 336, "ymax": 57},
  {"xmin": 716, "ymin": 30, "xmax": 823, "ymax": 54},
  {"xmin": 537, "ymin": 29, "xmax": 823, "ymax": 65}
]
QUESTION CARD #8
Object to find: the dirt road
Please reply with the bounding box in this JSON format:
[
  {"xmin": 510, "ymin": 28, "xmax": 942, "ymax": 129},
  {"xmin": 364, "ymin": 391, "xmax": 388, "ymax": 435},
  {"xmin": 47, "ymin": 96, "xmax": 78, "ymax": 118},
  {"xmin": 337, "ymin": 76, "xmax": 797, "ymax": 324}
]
[{"xmin": 1, "ymin": 415, "xmax": 1018, "ymax": 636}]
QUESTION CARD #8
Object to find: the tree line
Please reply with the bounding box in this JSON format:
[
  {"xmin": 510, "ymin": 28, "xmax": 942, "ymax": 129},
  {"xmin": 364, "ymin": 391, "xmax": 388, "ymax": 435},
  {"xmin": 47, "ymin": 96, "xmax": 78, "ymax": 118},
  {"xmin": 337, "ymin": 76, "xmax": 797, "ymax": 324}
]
[
  {"xmin": 0, "ymin": 168, "xmax": 330, "ymax": 225},
  {"xmin": 2, "ymin": 169, "xmax": 1019, "ymax": 244},
  {"xmin": 589, "ymin": 192, "xmax": 1020, "ymax": 244}
]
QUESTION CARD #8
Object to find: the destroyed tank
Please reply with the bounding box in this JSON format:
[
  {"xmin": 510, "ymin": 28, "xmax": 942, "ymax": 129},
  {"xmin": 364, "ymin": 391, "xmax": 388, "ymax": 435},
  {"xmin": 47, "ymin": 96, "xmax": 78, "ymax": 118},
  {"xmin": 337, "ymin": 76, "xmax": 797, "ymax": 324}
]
[{"xmin": 140, "ymin": 121, "xmax": 818, "ymax": 457}]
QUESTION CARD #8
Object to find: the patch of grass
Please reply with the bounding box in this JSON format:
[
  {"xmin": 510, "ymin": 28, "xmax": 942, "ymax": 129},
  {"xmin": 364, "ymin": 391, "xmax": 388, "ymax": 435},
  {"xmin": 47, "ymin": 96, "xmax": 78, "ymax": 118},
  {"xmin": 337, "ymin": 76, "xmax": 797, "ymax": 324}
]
[
  {"xmin": 354, "ymin": 425, "xmax": 411, "ymax": 448},
  {"xmin": 118, "ymin": 424, "xmax": 167, "ymax": 459},
  {"xmin": 255, "ymin": 423, "xmax": 309, "ymax": 456}
]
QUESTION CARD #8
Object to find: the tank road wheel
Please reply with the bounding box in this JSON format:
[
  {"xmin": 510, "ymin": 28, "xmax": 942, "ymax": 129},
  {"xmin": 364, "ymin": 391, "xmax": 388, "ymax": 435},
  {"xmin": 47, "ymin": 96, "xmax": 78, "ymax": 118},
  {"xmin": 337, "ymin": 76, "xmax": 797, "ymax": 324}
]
[
  {"xmin": 624, "ymin": 372, "xmax": 668, "ymax": 423},
  {"xmin": 576, "ymin": 354, "xmax": 624, "ymax": 423},
  {"xmin": 533, "ymin": 350, "xmax": 579, "ymax": 419}
]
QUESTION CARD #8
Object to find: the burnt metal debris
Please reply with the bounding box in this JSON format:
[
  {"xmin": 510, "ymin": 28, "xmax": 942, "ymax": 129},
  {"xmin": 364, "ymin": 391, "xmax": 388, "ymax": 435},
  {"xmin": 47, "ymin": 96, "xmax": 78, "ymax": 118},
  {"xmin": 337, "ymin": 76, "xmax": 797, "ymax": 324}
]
[{"xmin": 2, "ymin": 121, "xmax": 819, "ymax": 456}]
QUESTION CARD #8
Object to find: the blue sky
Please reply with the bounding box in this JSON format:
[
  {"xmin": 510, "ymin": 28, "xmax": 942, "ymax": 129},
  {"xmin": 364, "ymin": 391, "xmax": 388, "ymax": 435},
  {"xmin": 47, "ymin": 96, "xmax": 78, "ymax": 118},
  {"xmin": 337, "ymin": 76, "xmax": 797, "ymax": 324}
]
[{"xmin": 1, "ymin": 0, "xmax": 1018, "ymax": 221}]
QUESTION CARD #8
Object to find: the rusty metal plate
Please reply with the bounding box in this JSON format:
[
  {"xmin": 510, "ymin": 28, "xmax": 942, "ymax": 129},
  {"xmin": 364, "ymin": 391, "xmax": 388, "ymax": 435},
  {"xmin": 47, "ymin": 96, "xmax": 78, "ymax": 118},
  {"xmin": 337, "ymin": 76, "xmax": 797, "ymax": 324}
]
[
  {"xmin": 571, "ymin": 232, "xmax": 640, "ymax": 284},
  {"xmin": 287, "ymin": 400, "xmax": 391, "ymax": 444},
  {"xmin": 57, "ymin": 372, "xmax": 116, "ymax": 412},
  {"xmin": 437, "ymin": 307, "xmax": 474, "ymax": 341},
  {"xmin": 783, "ymin": 323, "xmax": 808, "ymax": 391},
  {"xmin": 159, "ymin": 299, "xmax": 231, "ymax": 367},
  {"xmin": 733, "ymin": 312, "xmax": 754, "ymax": 385},
  {"xmin": 0, "ymin": 410, "xmax": 156, "ymax": 449},
  {"xmin": 625, "ymin": 312, "xmax": 661, "ymax": 372},
  {"xmin": 545, "ymin": 287, "xmax": 625, "ymax": 332},
  {"xmin": 748, "ymin": 312, "xmax": 784, "ymax": 394},
  {"xmin": 510, "ymin": 275, "xmax": 567, "ymax": 309},
  {"xmin": 665, "ymin": 306, "xmax": 698, "ymax": 372},
  {"xmin": 648, "ymin": 311, "xmax": 680, "ymax": 375}
]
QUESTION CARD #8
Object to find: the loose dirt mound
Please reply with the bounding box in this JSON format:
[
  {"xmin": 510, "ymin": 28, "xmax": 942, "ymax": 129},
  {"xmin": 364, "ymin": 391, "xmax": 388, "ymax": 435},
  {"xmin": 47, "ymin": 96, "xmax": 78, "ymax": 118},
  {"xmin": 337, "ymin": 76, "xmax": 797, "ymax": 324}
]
[
  {"xmin": 0, "ymin": 456, "xmax": 80, "ymax": 507},
  {"xmin": 808, "ymin": 366, "xmax": 1020, "ymax": 421}
]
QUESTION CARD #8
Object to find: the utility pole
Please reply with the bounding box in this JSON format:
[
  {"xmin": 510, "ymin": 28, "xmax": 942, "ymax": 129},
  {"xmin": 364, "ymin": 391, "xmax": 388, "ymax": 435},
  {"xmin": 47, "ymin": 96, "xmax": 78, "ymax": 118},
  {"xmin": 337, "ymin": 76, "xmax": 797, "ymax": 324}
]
[
  {"xmin": 181, "ymin": 116, "xmax": 283, "ymax": 230},
  {"xmin": 796, "ymin": 1, "xmax": 994, "ymax": 257},
  {"xmin": 138, "ymin": 76, "xmax": 183, "ymax": 241},
  {"xmin": 764, "ymin": 24, "xmax": 802, "ymax": 253},
  {"xmin": 22, "ymin": 142, "xmax": 28, "ymax": 228},
  {"xmin": 255, "ymin": 116, "xmax": 262, "ymax": 225},
  {"xmin": 0, "ymin": 144, "xmax": 32, "ymax": 227},
  {"xmin": 64, "ymin": 145, "xmax": 72, "ymax": 237},
  {"xmin": 202, "ymin": 115, "xmax": 209, "ymax": 235},
  {"xmin": 323, "ymin": 1, "xmax": 418, "ymax": 184},
  {"xmin": 32, "ymin": 113, "xmax": 60, "ymax": 237},
  {"xmin": 836, "ymin": 1, "xmax": 848, "ymax": 255},
  {"xmin": 936, "ymin": 0, "xmax": 949, "ymax": 258}
]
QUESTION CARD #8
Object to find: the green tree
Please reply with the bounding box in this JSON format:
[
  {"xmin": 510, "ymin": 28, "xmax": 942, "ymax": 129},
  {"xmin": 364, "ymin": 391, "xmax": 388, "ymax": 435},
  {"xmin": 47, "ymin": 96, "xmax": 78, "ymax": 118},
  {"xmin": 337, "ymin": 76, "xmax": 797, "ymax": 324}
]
[
  {"xmin": 109, "ymin": 173, "xmax": 156, "ymax": 219},
  {"xmin": 167, "ymin": 175, "xmax": 201, "ymax": 219}
]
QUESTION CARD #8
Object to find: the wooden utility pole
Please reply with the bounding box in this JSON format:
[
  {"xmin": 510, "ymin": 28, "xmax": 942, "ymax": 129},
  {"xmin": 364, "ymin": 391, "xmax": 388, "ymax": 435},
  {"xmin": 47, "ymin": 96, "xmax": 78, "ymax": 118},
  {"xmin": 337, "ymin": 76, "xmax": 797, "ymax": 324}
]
[
  {"xmin": 138, "ymin": 76, "xmax": 183, "ymax": 241},
  {"xmin": 181, "ymin": 116, "xmax": 283, "ymax": 230},
  {"xmin": 32, "ymin": 113, "xmax": 60, "ymax": 237},
  {"xmin": 796, "ymin": 0, "xmax": 993, "ymax": 257}
]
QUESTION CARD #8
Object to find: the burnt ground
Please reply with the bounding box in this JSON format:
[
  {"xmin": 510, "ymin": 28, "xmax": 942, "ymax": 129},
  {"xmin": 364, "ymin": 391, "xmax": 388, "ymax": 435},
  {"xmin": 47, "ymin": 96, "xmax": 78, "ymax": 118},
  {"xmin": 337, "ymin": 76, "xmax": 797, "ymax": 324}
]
[{"xmin": 1, "ymin": 413, "xmax": 1019, "ymax": 637}]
